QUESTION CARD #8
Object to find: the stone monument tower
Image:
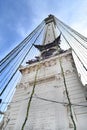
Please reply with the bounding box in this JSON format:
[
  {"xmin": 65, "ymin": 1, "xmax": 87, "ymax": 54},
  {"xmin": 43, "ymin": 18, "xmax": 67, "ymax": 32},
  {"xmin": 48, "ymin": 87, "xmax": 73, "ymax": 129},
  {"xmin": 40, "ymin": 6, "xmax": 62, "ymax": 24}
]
[{"xmin": 1, "ymin": 15, "xmax": 87, "ymax": 130}]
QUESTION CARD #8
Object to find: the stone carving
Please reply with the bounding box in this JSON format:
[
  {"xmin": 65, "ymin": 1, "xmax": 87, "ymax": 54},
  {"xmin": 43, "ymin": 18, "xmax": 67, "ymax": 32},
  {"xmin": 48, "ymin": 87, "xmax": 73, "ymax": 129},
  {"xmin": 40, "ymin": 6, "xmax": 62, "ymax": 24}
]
[
  {"xmin": 55, "ymin": 74, "xmax": 61, "ymax": 80},
  {"xmin": 2, "ymin": 113, "xmax": 10, "ymax": 130},
  {"xmin": 65, "ymin": 70, "xmax": 72, "ymax": 75},
  {"xmin": 17, "ymin": 82, "xmax": 29, "ymax": 89},
  {"xmin": 20, "ymin": 57, "xmax": 58, "ymax": 75}
]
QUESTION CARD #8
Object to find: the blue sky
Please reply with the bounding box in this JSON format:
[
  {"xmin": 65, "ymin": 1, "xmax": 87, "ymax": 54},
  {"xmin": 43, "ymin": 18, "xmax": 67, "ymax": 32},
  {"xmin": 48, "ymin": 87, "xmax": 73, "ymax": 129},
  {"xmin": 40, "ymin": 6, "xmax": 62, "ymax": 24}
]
[{"xmin": 0, "ymin": 0, "xmax": 87, "ymax": 60}]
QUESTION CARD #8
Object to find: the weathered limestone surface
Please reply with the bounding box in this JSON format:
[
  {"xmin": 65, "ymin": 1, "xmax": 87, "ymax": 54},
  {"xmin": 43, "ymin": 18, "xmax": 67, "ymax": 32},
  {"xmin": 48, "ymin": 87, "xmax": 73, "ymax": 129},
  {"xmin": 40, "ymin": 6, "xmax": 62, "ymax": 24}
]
[{"xmin": 1, "ymin": 50, "xmax": 87, "ymax": 130}]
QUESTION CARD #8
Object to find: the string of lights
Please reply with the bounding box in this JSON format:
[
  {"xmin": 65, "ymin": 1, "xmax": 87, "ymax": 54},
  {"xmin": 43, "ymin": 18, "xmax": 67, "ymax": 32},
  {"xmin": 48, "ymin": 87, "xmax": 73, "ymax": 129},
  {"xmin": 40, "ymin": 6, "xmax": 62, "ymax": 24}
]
[
  {"xmin": 0, "ymin": 25, "xmax": 45, "ymax": 96},
  {"xmin": 56, "ymin": 24, "xmax": 87, "ymax": 71},
  {"xmin": 1, "ymin": 95, "xmax": 87, "ymax": 109},
  {"xmin": 0, "ymin": 21, "xmax": 45, "ymax": 73}
]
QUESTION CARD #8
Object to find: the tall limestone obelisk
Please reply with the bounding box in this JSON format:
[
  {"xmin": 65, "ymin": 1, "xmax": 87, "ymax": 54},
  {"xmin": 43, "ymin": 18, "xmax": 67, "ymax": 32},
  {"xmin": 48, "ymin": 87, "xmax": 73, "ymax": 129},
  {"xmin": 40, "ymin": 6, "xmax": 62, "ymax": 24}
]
[{"xmin": 1, "ymin": 15, "xmax": 87, "ymax": 130}]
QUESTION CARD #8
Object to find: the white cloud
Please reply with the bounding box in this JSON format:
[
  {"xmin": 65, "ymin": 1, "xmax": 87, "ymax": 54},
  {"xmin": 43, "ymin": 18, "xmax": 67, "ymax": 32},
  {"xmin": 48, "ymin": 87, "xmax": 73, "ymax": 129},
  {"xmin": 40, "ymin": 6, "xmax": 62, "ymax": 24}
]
[
  {"xmin": 66, "ymin": 1, "xmax": 87, "ymax": 37},
  {"xmin": 71, "ymin": 21, "xmax": 87, "ymax": 37},
  {"xmin": 16, "ymin": 24, "xmax": 27, "ymax": 38},
  {"xmin": 26, "ymin": 0, "xmax": 87, "ymax": 38}
]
